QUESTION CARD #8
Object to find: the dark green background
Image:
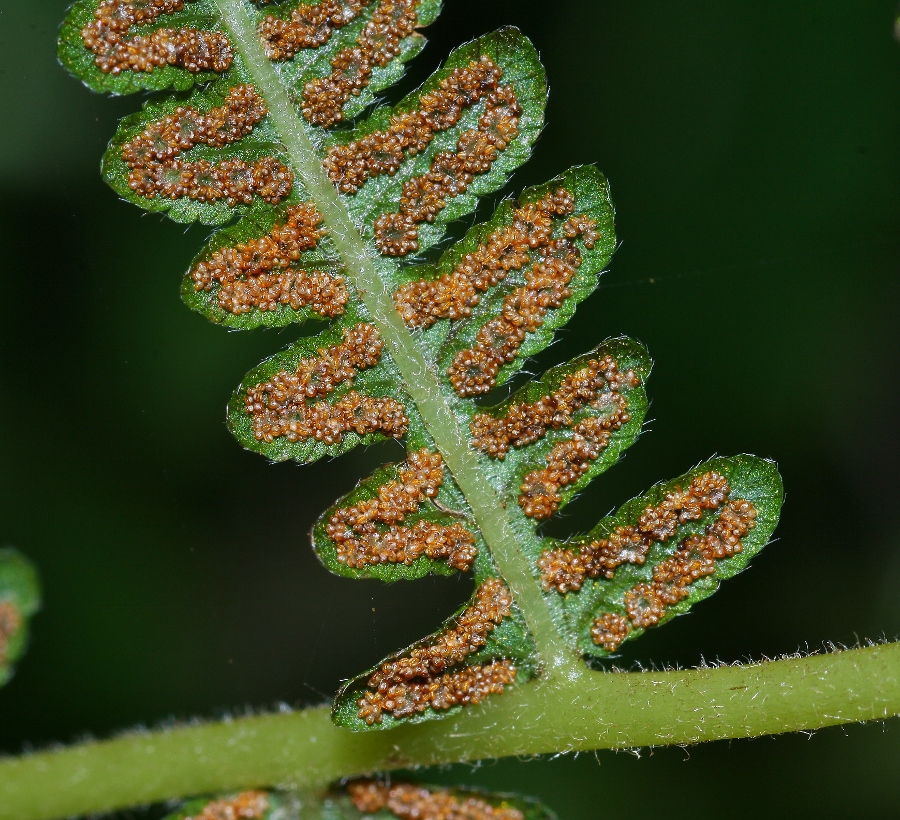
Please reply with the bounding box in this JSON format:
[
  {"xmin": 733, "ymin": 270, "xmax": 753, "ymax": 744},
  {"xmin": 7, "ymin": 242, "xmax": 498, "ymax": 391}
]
[{"xmin": 1, "ymin": 1, "xmax": 899, "ymax": 817}]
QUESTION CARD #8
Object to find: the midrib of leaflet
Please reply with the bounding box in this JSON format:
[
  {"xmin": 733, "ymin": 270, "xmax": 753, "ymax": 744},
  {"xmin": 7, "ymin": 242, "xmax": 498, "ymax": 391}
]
[{"xmin": 213, "ymin": 0, "xmax": 584, "ymax": 680}]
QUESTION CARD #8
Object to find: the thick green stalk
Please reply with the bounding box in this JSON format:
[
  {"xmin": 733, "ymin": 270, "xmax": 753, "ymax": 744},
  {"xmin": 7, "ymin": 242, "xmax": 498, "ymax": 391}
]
[
  {"xmin": 2, "ymin": 644, "xmax": 899, "ymax": 820},
  {"xmin": 212, "ymin": 0, "xmax": 579, "ymax": 677}
]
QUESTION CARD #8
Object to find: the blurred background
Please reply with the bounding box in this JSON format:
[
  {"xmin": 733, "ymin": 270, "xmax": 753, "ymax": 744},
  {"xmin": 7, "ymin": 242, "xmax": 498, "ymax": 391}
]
[{"xmin": 1, "ymin": 1, "xmax": 899, "ymax": 817}]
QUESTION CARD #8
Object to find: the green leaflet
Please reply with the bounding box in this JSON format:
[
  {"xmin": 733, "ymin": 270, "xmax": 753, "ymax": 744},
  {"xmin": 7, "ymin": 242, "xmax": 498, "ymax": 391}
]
[
  {"xmin": 431, "ymin": 166, "xmax": 616, "ymax": 393},
  {"xmin": 0, "ymin": 548, "xmax": 41, "ymax": 688},
  {"xmin": 541, "ymin": 456, "xmax": 784, "ymax": 659},
  {"xmin": 332, "ymin": 581, "xmax": 537, "ymax": 730},
  {"xmin": 102, "ymin": 70, "xmax": 292, "ymax": 226},
  {"xmin": 265, "ymin": 0, "xmax": 444, "ymax": 124},
  {"xmin": 163, "ymin": 782, "xmax": 556, "ymax": 820},
  {"xmin": 331, "ymin": 29, "xmax": 546, "ymax": 256},
  {"xmin": 59, "ymin": 0, "xmax": 229, "ymax": 95},
  {"xmin": 466, "ymin": 337, "xmax": 650, "ymax": 511},
  {"xmin": 228, "ymin": 306, "xmax": 408, "ymax": 463},
  {"xmin": 59, "ymin": 0, "xmax": 785, "ymax": 737},
  {"xmin": 180, "ymin": 198, "xmax": 349, "ymax": 329},
  {"xmin": 312, "ymin": 450, "xmax": 485, "ymax": 582}
]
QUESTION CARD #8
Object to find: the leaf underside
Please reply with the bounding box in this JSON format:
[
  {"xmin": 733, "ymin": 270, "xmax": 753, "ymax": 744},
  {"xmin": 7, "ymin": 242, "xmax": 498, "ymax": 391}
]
[
  {"xmin": 59, "ymin": 0, "xmax": 784, "ymax": 734},
  {"xmin": 164, "ymin": 781, "xmax": 557, "ymax": 820}
]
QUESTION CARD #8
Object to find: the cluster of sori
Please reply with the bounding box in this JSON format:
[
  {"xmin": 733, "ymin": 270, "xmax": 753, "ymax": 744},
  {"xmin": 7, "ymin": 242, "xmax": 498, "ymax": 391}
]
[
  {"xmin": 324, "ymin": 56, "xmax": 503, "ymax": 192},
  {"xmin": 441, "ymin": 200, "xmax": 600, "ymax": 397},
  {"xmin": 80, "ymin": 0, "xmax": 233, "ymax": 75},
  {"xmin": 517, "ymin": 406, "xmax": 631, "ymax": 521},
  {"xmin": 321, "ymin": 55, "xmax": 522, "ymax": 254},
  {"xmin": 517, "ymin": 401, "xmax": 638, "ymax": 520},
  {"xmin": 0, "ymin": 601, "xmax": 21, "ymax": 666},
  {"xmin": 120, "ymin": 85, "xmax": 293, "ymax": 205},
  {"xmin": 347, "ymin": 780, "xmax": 525, "ymax": 820},
  {"xmin": 190, "ymin": 203, "xmax": 350, "ymax": 316},
  {"xmin": 471, "ymin": 355, "xmax": 636, "ymax": 459},
  {"xmin": 243, "ymin": 322, "xmax": 408, "ymax": 444},
  {"xmin": 356, "ymin": 578, "xmax": 516, "ymax": 724},
  {"xmin": 468, "ymin": 354, "xmax": 638, "ymax": 519},
  {"xmin": 259, "ymin": 0, "xmax": 371, "ymax": 61},
  {"xmin": 536, "ymin": 472, "xmax": 759, "ymax": 652},
  {"xmin": 394, "ymin": 189, "xmax": 589, "ymax": 332},
  {"xmin": 182, "ymin": 790, "xmax": 269, "ymax": 820},
  {"xmin": 326, "ymin": 449, "xmax": 478, "ymax": 570},
  {"xmin": 374, "ymin": 91, "xmax": 521, "ymax": 254},
  {"xmin": 539, "ymin": 472, "xmax": 732, "ymax": 591},
  {"xmin": 278, "ymin": 0, "xmax": 423, "ymax": 126}
]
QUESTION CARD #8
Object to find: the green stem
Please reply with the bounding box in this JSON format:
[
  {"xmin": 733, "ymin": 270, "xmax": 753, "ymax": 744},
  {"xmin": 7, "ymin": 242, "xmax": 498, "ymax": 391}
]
[
  {"xmin": 211, "ymin": 0, "xmax": 579, "ymax": 677},
  {"xmin": 2, "ymin": 644, "xmax": 899, "ymax": 820}
]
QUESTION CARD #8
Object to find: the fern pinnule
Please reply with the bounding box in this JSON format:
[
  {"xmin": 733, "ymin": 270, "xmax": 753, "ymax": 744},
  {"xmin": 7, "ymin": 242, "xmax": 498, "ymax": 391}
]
[{"xmin": 159, "ymin": 779, "xmax": 557, "ymax": 820}]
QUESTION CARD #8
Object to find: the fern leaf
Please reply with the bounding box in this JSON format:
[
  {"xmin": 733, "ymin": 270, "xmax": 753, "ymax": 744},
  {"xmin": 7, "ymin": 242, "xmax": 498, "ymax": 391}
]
[
  {"xmin": 0, "ymin": 548, "xmax": 40, "ymax": 688},
  {"xmin": 162, "ymin": 781, "xmax": 557, "ymax": 820},
  {"xmin": 538, "ymin": 456, "xmax": 784, "ymax": 657},
  {"xmin": 59, "ymin": 0, "xmax": 784, "ymax": 735}
]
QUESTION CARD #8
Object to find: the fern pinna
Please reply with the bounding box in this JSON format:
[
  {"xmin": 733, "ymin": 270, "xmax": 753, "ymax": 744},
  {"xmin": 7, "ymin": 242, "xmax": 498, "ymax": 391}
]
[{"xmin": 59, "ymin": 0, "xmax": 783, "ymax": 750}]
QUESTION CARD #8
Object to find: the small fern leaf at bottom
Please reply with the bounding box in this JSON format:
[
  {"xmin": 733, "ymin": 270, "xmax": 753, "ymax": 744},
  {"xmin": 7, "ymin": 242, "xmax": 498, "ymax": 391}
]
[{"xmin": 163, "ymin": 781, "xmax": 556, "ymax": 820}]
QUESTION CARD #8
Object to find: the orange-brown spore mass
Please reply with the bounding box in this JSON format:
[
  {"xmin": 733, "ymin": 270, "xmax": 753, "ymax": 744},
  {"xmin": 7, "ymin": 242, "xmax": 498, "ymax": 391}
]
[
  {"xmin": 538, "ymin": 472, "xmax": 731, "ymax": 593},
  {"xmin": 441, "ymin": 193, "xmax": 601, "ymax": 397},
  {"xmin": 191, "ymin": 203, "xmax": 348, "ymax": 317},
  {"xmin": 376, "ymin": 81, "xmax": 521, "ymax": 254},
  {"xmin": 514, "ymin": 358, "xmax": 640, "ymax": 520},
  {"xmin": 356, "ymin": 578, "xmax": 516, "ymax": 724},
  {"xmin": 298, "ymin": 0, "xmax": 423, "ymax": 126},
  {"xmin": 323, "ymin": 56, "xmax": 522, "ymax": 254},
  {"xmin": 537, "ymin": 472, "xmax": 758, "ymax": 652},
  {"xmin": 185, "ymin": 790, "xmax": 268, "ymax": 820},
  {"xmin": 0, "ymin": 602, "xmax": 21, "ymax": 666},
  {"xmin": 259, "ymin": 0, "xmax": 370, "ymax": 62},
  {"xmin": 121, "ymin": 85, "xmax": 293, "ymax": 206},
  {"xmin": 589, "ymin": 613, "xmax": 631, "ymax": 653},
  {"xmin": 348, "ymin": 780, "xmax": 524, "ymax": 820},
  {"xmin": 621, "ymin": 495, "xmax": 757, "ymax": 632},
  {"xmin": 325, "ymin": 56, "xmax": 506, "ymax": 192},
  {"xmin": 81, "ymin": 0, "xmax": 233, "ymax": 76},
  {"xmin": 472, "ymin": 355, "xmax": 638, "ymax": 460},
  {"xmin": 327, "ymin": 449, "xmax": 478, "ymax": 570},
  {"xmin": 244, "ymin": 323, "xmax": 408, "ymax": 444},
  {"xmin": 394, "ymin": 188, "xmax": 576, "ymax": 331}
]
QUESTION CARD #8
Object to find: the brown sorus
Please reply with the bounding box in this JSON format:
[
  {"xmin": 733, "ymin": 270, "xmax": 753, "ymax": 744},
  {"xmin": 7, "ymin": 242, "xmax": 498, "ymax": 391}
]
[
  {"xmin": 327, "ymin": 449, "xmax": 478, "ymax": 570},
  {"xmin": 348, "ymin": 779, "xmax": 525, "ymax": 820},
  {"xmin": 357, "ymin": 578, "xmax": 515, "ymax": 723},
  {"xmin": 81, "ymin": 0, "xmax": 233, "ymax": 76},
  {"xmin": 185, "ymin": 790, "xmax": 268, "ymax": 820},
  {"xmin": 121, "ymin": 85, "xmax": 293, "ymax": 206}
]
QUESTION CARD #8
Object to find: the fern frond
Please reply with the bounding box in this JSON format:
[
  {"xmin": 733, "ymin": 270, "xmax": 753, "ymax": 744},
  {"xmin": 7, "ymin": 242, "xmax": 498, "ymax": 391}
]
[{"xmin": 58, "ymin": 0, "xmax": 783, "ymax": 737}]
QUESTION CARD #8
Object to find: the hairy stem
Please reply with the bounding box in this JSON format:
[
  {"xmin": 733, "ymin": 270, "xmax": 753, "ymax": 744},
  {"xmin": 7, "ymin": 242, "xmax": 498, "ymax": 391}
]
[
  {"xmin": 212, "ymin": 0, "xmax": 579, "ymax": 677},
  {"xmin": 2, "ymin": 644, "xmax": 899, "ymax": 819}
]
